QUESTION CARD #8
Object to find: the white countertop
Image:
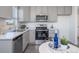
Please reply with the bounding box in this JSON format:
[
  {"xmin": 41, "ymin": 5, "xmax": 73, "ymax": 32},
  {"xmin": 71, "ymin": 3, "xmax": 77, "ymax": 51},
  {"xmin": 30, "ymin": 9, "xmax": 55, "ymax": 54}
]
[
  {"xmin": 0, "ymin": 27, "xmax": 57, "ymax": 40},
  {"xmin": 0, "ymin": 29, "xmax": 29, "ymax": 40}
]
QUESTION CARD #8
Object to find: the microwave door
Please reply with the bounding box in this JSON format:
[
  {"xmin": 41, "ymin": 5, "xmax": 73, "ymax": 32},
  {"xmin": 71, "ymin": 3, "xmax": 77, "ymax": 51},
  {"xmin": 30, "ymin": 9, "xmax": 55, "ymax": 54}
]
[{"xmin": 36, "ymin": 15, "xmax": 48, "ymax": 22}]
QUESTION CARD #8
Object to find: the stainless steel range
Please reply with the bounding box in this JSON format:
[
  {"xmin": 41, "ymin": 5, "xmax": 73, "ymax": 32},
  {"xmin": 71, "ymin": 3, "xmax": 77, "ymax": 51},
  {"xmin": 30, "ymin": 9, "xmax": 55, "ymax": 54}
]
[{"xmin": 35, "ymin": 24, "xmax": 49, "ymax": 44}]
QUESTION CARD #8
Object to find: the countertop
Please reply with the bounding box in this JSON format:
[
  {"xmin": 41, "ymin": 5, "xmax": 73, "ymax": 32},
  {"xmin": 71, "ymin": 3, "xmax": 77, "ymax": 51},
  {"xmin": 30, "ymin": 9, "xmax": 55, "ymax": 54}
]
[
  {"xmin": 0, "ymin": 29, "xmax": 29, "ymax": 40},
  {"xmin": 0, "ymin": 28, "xmax": 57, "ymax": 40}
]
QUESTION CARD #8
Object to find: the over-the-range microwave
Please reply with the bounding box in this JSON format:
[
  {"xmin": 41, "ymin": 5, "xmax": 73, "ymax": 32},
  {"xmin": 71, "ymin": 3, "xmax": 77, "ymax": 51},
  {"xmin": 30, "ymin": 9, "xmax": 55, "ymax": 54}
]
[{"xmin": 36, "ymin": 15, "xmax": 48, "ymax": 22}]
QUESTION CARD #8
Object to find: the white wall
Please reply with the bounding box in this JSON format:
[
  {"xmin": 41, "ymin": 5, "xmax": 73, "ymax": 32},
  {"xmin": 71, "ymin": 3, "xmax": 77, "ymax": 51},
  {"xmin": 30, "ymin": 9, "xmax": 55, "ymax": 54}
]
[
  {"xmin": 53, "ymin": 16, "xmax": 71, "ymax": 40},
  {"xmin": 69, "ymin": 6, "xmax": 78, "ymax": 45}
]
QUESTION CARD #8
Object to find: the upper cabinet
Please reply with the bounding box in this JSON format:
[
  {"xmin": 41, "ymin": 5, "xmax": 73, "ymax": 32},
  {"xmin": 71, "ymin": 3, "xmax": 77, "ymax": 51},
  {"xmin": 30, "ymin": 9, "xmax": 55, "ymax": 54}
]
[
  {"xmin": 57, "ymin": 6, "xmax": 72, "ymax": 16},
  {"xmin": 30, "ymin": 6, "xmax": 57, "ymax": 22},
  {"xmin": 17, "ymin": 6, "xmax": 72, "ymax": 22},
  {"xmin": 35, "ymin": 6, "xmax": 48, "ymax": 15},
  {"xmin": 41, "ymin": 6, "xmax": 48, "ymax": 15},
  {"xmin": 57, "ymin": 6, "xmax": 64, "ymax": 15},
  {"xmin": 30, "ymin": 6, "xmax": 48, "ymax": 22},
  {"xmin": 17, "ymin": 6, "xmax": 30, "ymax": 22},
  {"xmin": 48, "ymin": 6, "xmax": 57, "ymax": 22},
  {"xmin": 30, "ymin": 6, "xmax": 37, "ymax": 22},
  {"xmin": 23, "ymin": 6, "xmax": 30, "ymax": 22},
  {"xmin": 0, "ymin": 6, "xmax": 12, "ymax": 19},
  {"xmin": 64, "ymin": 6, "xmax": 72, "ymax": 15}
]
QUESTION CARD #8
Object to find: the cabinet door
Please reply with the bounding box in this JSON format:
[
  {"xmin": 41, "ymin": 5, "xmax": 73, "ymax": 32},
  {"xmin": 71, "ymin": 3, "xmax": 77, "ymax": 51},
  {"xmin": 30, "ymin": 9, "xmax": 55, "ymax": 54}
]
[
  {"xmin": 36, "ymin": 6, "xmax": 41, "ymax": 15},
  {"xmin": 0, "ymin": 40, "xmax": 12, "ymax": 53},
  {"xmin": 30, "ymin": 6, "xmax": 48, "ymax": 22},
  {"xmin": 26, "ymin": 31, "xmax": 29, "ymax": 43},
  {"xmin": 78, "ymin": 8, "xmax": 79, "ymax": 27},
  {"xmin": 36, "ymin": 6, "xmax": 48, "ymax": 15},
  {"xmin": 57, "ymin": 6, "xmax": 72, "ymax": 16},
  {"xmin": 41, "ymin": 6, "xmax": 48, "ymax": 15},
  {"xmin": 17, "ymin": 6, "xmax": 30, "ymax": 22},
  {"xmin": 0, "ymin": 6, "xmax": 12, "ymax": 18},
  {"xmin": 23, "ymin": 31, "xmax": 29, "ymax": 51},
  {"xmin": 23, "ymin": 6, "xmax": 30, "ymax": 22},
  {"xmin": 18, "ymin": 7, "xmax": 23, "ymax": 21},
  {"xmin": 29, "ymin": 30, "xmax": 35, "ymax": 44},
  {"xmin": 57, "ymin": 6, "xmax": 64, "ymax": 15},
  {"xmin": 64, "ymin": 6, "xmax": 72, "ymax": 15},
  {"xmin": 48, "ymin": 6, "xmax": 57, "ymax": 22},
  {"xmin": 30, "ymin": 7, "xmax": 37, "ymax": 22}
]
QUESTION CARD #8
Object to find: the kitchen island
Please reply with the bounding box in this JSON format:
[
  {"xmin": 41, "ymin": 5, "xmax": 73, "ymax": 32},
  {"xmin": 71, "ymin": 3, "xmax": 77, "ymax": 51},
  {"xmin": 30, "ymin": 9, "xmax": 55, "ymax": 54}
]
[{"xmin": 0, "ymin": 29, "xmax": 29, "ymax": 53}]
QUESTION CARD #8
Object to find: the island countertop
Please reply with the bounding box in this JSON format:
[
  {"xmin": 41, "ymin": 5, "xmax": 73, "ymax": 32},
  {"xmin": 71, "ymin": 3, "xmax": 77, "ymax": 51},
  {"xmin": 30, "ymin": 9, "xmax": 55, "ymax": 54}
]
[{"xmin": 0, "ymin": 29, "xmax": 29, "ymax": 40}]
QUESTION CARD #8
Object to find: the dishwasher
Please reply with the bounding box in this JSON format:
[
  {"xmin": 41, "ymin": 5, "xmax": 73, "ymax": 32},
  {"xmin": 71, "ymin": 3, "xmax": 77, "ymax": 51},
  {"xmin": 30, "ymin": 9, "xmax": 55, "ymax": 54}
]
[{"xmin": 13, "ymin": 34, "xmax": 23, "ymax": 53}]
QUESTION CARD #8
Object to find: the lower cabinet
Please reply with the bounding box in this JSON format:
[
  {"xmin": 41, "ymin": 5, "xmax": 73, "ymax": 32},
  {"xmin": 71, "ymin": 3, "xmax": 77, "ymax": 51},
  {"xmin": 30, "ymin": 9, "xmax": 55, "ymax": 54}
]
[
  {"xmin": 29, "ymin": 30, "xmax": 35, "ymax": 44},
  {"xmin": 23, "ymin": 31, "xmax": 29, "ymax": 51},
  {"xmin": 0, "ymin": 34, "xmax": 23, "ymax": 53},
  {"xmin": 13, "ymin": 35, "xmax": 23, "ymax": 53},
  {"xmin": 0, "ymin": 40, "xmax": 13, "ymax": 53}
]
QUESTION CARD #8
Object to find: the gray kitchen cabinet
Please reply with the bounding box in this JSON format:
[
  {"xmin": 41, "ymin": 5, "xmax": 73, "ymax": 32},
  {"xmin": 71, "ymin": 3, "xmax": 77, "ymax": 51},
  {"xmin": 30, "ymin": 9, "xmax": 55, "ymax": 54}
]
[
  {"xmin": 0, "ymin": 40, "xmax": 13, "ymax": 53},
  {"xmin": 29, "ymin": 30, "xmax": 35, "ymax": 44},
  {"xmin": 57, "ymin": 6, "xmax": 72, "ymax": 15},
  {"xmin": 31, "ymin": 6, "xmax": 57, "ymax": 22},
  {"xmin": 18, "ymin": 7, "xmax": 23, "ymax": 21},
  {"xmin": 64, "ymin": 6, "xmax": 72, "ymax": 15},
  {"xmin": 57, "ymin": 6, "xmax": 64, "ymax": 15},
  {"xmin": 23, "ymin": 31, "xmax": 29, "ymax": 51},
  {"xmin": 30, "ymin": 6, "xmax": 48, "ymax": 22},
  {"xmin": 78, "ymin": 7, "xmax": 79, "ymax": 27},
  {"xmin": 30, "ymin": 6, "xmax": 37, "ymax": 22},
  {"xmin": 36, "ymin": 6, "xmax": 48, "ymax": 15},
  {"xmin": 0, "ymin": 6, "xmax": 12, "ymax": 19},
  {"xmin": 0, "ymin": 34, "xmax": 23, "ymax": 53},
  {"xmin": 23, "ymin": 6, "xmax": 30, "ymax": 22},
  {"xmin": 18, "ymin": 6, "xmax": 30, "ymax": 22},
  {"xmin": 48, "ymin": 6, "xmax": 57, "ymax": 22},
  {"xmin": 41, "ymin": 6, "xmax": 48, "ymax": 15},
  {"xmin": 36, "ymin": 6, "xmax": 41, "ymax": 15}
]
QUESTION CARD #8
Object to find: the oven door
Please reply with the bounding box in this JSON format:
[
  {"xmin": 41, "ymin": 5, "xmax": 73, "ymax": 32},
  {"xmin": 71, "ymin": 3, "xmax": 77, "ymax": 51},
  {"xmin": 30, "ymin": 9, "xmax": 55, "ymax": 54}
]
[{"xmin": 35, "ymin": 30, "xmax": 48, "ymax": 40}]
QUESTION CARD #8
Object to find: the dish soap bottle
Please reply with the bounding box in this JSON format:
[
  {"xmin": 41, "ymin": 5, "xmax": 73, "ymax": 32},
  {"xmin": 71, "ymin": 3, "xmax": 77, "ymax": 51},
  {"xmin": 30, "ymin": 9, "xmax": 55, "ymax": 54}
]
[{"xmin": 54, "ymin": 30, "xmax": 58, "ymax": 48}]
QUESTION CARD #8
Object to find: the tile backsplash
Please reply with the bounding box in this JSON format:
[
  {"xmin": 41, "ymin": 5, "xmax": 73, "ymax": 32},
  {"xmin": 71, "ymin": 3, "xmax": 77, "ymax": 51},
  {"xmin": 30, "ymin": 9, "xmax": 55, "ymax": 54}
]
[{"xmin": 26, "ymin": 22, "xmax": 55, "ymax": 29}]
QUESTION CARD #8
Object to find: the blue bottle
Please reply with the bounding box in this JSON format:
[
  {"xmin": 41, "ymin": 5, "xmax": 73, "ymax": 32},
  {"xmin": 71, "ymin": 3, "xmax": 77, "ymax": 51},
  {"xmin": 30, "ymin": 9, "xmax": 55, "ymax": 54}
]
[{"xmin": 54, "ymin": 33, "xmax": 58, "ymax": 48}]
